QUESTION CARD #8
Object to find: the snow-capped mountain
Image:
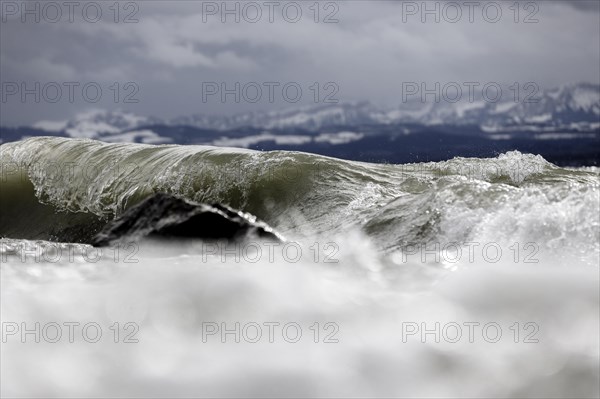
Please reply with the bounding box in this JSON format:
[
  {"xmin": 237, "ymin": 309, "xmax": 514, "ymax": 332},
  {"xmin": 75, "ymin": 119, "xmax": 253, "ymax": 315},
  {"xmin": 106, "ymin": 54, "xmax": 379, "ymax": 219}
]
[
  {"xmin": 412, "ymin": 82, "xmax": 600, "ymax": 130},
  {"xmin": 32, "ymin": 109, "xmax": 161, "ymax": 139},
  {"xmin": 170, "ymin": 83, "xmax": 599, "ymax": 131},
  {"xmin": 2, "ymin": 83, "xmax": 598, "ymax": 165},
  {"xmin": 22, "ymin": 83, "xmax": 599, "ymax": 139},
  {"xmin": 169, "ymin": 101, "xmax": 382, "ymax": 131}
]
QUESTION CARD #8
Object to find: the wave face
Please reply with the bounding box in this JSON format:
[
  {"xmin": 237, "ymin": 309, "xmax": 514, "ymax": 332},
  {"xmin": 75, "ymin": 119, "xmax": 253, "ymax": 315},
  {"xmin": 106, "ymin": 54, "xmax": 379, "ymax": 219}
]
[{"xmin": 1, "ymin": 137, "xmax": 599, "ymax": 262}]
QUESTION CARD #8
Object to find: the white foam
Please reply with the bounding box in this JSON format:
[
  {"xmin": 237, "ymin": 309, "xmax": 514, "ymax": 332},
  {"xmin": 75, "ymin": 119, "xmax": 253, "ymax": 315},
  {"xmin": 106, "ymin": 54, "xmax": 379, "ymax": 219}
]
[{"xmin": 1, "ymin": 234, "xmax": 598, "ymax": 398}]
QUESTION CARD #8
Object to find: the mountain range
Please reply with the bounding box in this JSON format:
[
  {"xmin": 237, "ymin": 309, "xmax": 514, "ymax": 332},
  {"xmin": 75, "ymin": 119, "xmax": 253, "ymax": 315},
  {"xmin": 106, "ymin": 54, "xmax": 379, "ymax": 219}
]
[{"xmin": 1, "ymin": 83, "xmax": 598, "ymax": 165}]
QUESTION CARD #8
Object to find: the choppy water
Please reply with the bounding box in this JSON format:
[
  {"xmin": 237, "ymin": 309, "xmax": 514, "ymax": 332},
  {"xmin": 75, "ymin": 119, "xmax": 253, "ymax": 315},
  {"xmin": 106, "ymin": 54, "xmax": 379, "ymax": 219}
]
[{"xmin": 1, "ymin": 137, "xmax": 599, "ymax": 397}]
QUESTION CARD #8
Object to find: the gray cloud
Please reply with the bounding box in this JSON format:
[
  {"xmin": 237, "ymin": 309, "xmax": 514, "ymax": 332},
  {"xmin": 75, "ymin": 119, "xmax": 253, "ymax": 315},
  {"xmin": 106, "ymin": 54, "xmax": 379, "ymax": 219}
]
[
  {"xmin": 559, "ymin": 0, "xmax": 600, "ymax": 11},
  {"xmin": 1, "ymin": 0, "xmax": 598, "ymax": 126}
]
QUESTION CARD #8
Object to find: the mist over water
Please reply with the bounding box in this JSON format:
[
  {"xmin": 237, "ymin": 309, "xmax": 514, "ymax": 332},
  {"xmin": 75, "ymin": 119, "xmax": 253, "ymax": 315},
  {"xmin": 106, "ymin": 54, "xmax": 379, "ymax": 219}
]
[{"xmin": 1, "ymin": 137, "xmax": 599, "ymax": 397}]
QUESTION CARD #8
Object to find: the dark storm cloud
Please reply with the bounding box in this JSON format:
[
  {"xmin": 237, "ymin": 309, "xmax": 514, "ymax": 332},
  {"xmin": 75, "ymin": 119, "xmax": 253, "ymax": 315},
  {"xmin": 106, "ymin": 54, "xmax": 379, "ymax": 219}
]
[
  {"xmin": 1, "ymin": 0, "xmax": 599, "ymax": 126},
  {"xmin": 558, "ymin": 0, "xmax": 600, "ymax": 11}
]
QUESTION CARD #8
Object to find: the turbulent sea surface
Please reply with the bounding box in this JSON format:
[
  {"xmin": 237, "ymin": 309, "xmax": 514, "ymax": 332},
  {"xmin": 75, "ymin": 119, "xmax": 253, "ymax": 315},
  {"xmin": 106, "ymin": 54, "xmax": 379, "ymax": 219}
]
[{"xmin": 1, "ymin": 137, "xmax": 599, "ymax": 397}]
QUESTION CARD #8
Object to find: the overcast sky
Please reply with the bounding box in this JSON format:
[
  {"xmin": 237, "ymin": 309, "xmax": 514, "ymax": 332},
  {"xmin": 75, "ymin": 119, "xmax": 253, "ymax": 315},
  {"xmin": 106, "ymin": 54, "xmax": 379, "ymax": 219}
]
[{"xmin": 1, "ymin": 0, "xmax": 599, "ymax": 126}]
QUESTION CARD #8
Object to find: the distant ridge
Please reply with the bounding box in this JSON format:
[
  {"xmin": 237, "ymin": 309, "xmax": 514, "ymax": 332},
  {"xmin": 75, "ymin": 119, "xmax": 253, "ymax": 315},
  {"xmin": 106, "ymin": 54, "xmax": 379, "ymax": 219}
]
[{"xmin": 1, "ymin": 83, "xmax": 598, "ymax": 166}]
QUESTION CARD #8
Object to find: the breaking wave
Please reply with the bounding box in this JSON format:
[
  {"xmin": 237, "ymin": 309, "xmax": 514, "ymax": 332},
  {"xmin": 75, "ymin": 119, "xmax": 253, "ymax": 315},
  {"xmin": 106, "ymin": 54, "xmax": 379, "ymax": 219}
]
[{"xmin": 0, "ymin": 137, "xmax": 598, "ymax": 265}]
